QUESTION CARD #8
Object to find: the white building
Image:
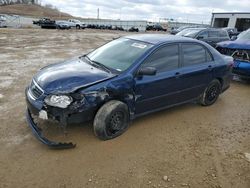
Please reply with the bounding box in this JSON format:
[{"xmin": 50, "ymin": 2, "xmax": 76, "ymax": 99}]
[{"xmin": 211, "ymin": 12, "xmax": 250, "ymax": 31}]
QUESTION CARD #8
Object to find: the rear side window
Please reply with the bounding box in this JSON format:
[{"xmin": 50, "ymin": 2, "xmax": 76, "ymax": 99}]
[
  {"xmin": 182, "ymin": 44, "xmax": 207, "ymax": 66},
  {"xmin": 206, "ymin": 51, "xmax": 213, "ymax": 62},
  {"xmin": 209, "ymin": 30, "xmax": 219, "ymax": 37},
  {"xmin": 143, "ymin": 44, "xmax": 179, "ymax": 73}
]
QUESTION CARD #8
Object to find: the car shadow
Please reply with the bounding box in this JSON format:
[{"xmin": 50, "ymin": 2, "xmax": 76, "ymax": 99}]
[{"xmin": 232, "ymin": 75, "xmax": 250, "ymax": 85}]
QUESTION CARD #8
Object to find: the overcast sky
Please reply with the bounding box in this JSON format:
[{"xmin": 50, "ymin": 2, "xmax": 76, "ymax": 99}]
[{"xmin": 41, "ymin": 0, "xmax": 250, "ymax": 24}]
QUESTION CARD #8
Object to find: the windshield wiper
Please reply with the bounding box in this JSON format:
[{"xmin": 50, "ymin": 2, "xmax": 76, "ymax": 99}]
[
  {"xmin": 91, "ymin": 60, "xmax": 112, "ymax": 73},
  {"xmin": 80, "ymin": 55, "xmax": 111, "ymax": 73},
  {"xmin": 80, "ymin": 54, "xmax": 92, "ymax": 63}
]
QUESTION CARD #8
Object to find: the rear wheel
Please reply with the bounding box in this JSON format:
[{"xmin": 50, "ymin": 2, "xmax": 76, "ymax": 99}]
[
  {"xmin": 200, "ymin": 79, "xmax": 221, "ymax": 106},
  {"xmin": 76, "ymin": 25, "xmax": 80, "ymax": 29},
  {"xmin": 93, "ymin": 100, "xmax": 129, "ymax": 140}
]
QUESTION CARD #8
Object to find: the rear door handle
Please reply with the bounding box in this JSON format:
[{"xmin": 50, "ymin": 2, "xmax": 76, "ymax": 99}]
[
  {"xmin": 208, "ymin": 65, "xmax": 213, "ymax": 71},
  {"xmin": 175, "ymin": 72, "xmax": 181, "ymax": 78}
]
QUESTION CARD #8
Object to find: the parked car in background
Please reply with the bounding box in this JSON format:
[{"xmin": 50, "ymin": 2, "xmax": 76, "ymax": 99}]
[
  {"xmin": 33, "ymin": 17, "xmax": 56, "ymax": 29},
  {"xmin": 177, "ymin": 28, "xmax": 230, "ymax": 47},
  {"xmin": 147, "ymin": 24, "xmax": 167, "ymax": 31},
  {"xmin": 222, "ymin": 27, "xmax": 239, "ymax": 38},
  {"xmin": 25, "ymin": 34, "xmax": 232, "ymax": 149},
  {"xmin": 170, "ymin": 26, "xmax": 198, "ymax": 35},
  {"xmin": 0, "ymin": 14, "xmax": 7, "ymax": 28},
  {"xmin": 128, "ymin": 27, "xmax": 139, "ymax": 32},
  {"xmin": 216, "ymin": 29, "xmax": 250, "ymax": 79},
  {"xmin": 68, "ymin": 19, "xmax": 85, "ymax": 29},
  {"xmin": 154, "ymin": 24, "xmax": 167, "ymax": 31},
  {"xmin": 146, "ymin": 25, "xmax": 154, "ymax": 31},
  {"xmin": 56, "ymin": 21, "xmax": 71, "ymax": 30},
  {"xmin": 112, "ymin": 26, "xmax": 124, "ymax": 31}
]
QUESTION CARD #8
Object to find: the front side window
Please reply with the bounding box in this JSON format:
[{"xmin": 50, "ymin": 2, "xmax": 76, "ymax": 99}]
[
  {"xmin": 142, "ymin": 44, "xmax": 179, "ymax": 73},
  {"xmin": 198, "ymin": 31, "xmax": 208, "ymax": 39},
  {"xmin": 87, "ymin": 38, "xmax": 153, "ymax": 72},
  {"xmin": 182, "ymin": 44, "xmax": 207, "ymax": 66}
]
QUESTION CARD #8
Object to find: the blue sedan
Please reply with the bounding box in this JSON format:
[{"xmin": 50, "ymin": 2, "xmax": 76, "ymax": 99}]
[{"xmin": 25, "ymin": 34, "xmax": 233, "ymax": 148}]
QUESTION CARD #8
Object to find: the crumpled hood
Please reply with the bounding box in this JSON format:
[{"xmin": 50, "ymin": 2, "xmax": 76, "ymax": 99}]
[
  {"xmin": 217, "ymin": 40, "xmax": 250, "ymax": 50},
  {"xmin": 34, "ymin": 58, "xmax": 116, "ymax": 93}
]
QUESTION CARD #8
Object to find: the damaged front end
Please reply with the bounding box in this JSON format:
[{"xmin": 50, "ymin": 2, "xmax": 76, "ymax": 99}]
[
  {"xmin": 217, "ymin": 47, "xmax": 250, "ymax": 78},
  {"xmin": 26, "ymin": 109, "xmax": 76, "ymax": 149},
  {"xmin": 25, "ymin": 78, "xmax": 116, "ymax": 149}
]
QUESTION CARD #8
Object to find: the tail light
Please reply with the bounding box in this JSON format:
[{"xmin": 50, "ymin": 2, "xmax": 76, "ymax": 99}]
[{"xmin": 228, "ymin": 60, "xmax": 234, "ymax": 68}]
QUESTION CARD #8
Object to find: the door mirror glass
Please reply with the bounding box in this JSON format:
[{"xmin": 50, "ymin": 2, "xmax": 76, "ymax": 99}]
[
  {"xmin": 231, "ymin": 36, "xmax": 237, "ymax": 40},
  {"xmin": 137, "ymin": 67, "xmax": 157, "ymax": 76}
]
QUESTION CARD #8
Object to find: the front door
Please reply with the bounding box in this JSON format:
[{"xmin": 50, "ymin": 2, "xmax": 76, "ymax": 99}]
[{"xmin": 134, "ymin": 44, "xmax": 181, "ymax": 114}]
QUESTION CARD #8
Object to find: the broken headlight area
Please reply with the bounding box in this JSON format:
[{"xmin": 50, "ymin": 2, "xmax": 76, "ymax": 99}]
[{"xmin": 45, "ymin": 95, "xmax": 73, "ymax": 108}]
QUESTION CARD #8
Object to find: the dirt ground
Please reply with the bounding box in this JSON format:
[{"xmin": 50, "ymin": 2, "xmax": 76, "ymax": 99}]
[{"xmin": 0, "ymin": 28, "xmax": 249, "ymax": 188}]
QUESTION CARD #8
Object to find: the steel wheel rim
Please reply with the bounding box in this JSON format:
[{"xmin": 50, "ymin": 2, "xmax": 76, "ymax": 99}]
[
  {"xmin": 106, "ymin": 111, "xmax": 125, "ymax": 136},
  {"xmin": 206, "ymin": 85, "xmax": 219, "ymax": 102}
]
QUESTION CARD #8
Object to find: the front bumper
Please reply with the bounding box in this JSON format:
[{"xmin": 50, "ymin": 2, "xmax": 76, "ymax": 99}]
[
  {"xmin": 233, "ymin": 60, "xmax": 250, "ymax": 78},
  {"xmin": 25, "ymin": 86, "xmax": 96, "ymax": 149},
  {"xmin": 26, "ymin": 109, "xmax": 76, "ymax": 149}
]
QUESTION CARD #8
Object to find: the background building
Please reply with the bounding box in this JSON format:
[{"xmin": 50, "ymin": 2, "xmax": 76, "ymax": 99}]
[{"xmin": 211, "ymin": 12, "xmax": 250, "ymax": 31}]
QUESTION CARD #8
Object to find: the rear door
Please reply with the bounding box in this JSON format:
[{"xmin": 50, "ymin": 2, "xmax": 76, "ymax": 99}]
[{"xmin": 176, "ymin": 43, "xmax": 215, "ymax": 101}]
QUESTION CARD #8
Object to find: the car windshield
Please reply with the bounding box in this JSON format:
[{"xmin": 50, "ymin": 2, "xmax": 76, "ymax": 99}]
[
  {"xmin": 176, "ymin": 28, "xmax": 204, "ymax": 37},
  {"xmin": 237, "ymin": 30, "xmax": 250, "ymax": 40},
  {"xmin": 86, "ymin": 38, "xmax": 153, "ymax": 72}
]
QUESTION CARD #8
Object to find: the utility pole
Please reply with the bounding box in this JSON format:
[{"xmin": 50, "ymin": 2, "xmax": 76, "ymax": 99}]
[
  {"xmin": 97, "ymin": 8, "xmax": 99, "ymax": 19},
  {"xmin": 119, "ymin": 8, "xmax": 121, "ymax": 20}
]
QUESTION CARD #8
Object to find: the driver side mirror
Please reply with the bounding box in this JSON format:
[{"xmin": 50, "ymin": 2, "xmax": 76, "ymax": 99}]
[{"xmin": 137, "ymin": 67, "xmax": 157, "ymax": 76}]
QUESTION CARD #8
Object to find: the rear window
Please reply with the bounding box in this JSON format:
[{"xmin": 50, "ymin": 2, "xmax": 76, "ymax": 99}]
[{"xmin": 219, "ymin": 30, "xmax": 228, "ymax": 37}]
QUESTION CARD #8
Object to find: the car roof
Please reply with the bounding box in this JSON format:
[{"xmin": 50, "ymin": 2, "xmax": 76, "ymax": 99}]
[{"xmin": 125, "ymin": 34, "xmax": 197, "ymax": 45}]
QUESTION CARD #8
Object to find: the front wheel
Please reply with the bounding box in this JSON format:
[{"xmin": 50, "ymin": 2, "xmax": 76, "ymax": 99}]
[
  {"xmin": 93, "ymin": 100, "xmax": 129, "ymax": 140},
  {"xmin": 200, "ymin": 79, "xmax": 221, "ymax": 106}
]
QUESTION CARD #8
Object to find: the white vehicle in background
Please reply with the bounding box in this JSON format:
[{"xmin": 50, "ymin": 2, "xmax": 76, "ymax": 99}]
[
  {"xmin": 68, "ymin": 19, "xmax": 85, "ymax": 29},
  {"xmin": 0, "ymin": 14, "xmax": 7, "ymax": 28}
]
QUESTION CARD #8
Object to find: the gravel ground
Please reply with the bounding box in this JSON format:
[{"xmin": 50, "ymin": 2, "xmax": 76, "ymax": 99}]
[{"xmin": 0, "ymin": 28, "xmax": 249, "ymax": 188}]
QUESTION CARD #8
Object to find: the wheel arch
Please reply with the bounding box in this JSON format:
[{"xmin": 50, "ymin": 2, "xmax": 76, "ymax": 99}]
[
  {"xmin": 215, "ymin": 77, "xmax": 223, "ymax": 89},
  {"xmin": 95, "ymin": 96, "xmax": 134, "ymax": 121}
]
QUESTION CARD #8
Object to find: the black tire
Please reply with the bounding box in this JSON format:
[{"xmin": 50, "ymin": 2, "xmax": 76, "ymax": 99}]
[
  {"xmin": 200, "ymin": 79, "xmax": 221, "ymax": 106},
  {"xmin": 93, "ymin": 100, "xmax": 129, "ymax": 140},
  {"xmin": 76, "ymin": 25, "xmax": 80, "ymax": 29}
]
